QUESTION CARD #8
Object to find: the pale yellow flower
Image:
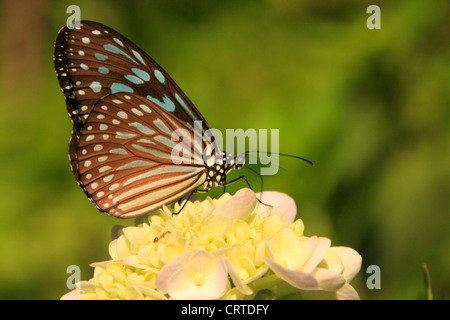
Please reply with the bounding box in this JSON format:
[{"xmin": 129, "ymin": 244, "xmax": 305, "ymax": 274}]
[
  {"xmin": 156, "ymin": 250, "xmax": 227, "ymax": 299},
  {"xmin": 61, "ymin": 188, "xmax": 362, "ymax": 300},
  {"xmin": 265, "ymin": 228, "xmax": 361, "ymax": 299}
]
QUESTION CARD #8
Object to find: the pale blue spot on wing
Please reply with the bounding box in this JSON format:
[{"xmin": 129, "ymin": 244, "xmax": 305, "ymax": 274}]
[
  {"xmin": 125, "ymin": 74, "xmax": 144, "ymax": 85},
  {"xmin": 111, "ymin": 83, "xmax": 134, "ymax": 94},
  {"xmin": 146, "ymin": 94, "xmax": 175, "ymax": 113},
  {"xmin": 175, "ymin": 93, "xmax": 198, "ymax": 121},
  {"xmin": 132, "ymin": 68, "xmax": 150, "ymax": 82},
  {"xmin": 98, "ymin": 66, "xmax": 110, "ymax": 74},
  {"xmin": 89, "ymin": 81, "xmax": 102, "ymax": 93},
  {"xmin": 104, "ymin": 44, "xmax": 137, "ymax": 64},
  {"xmin": 154, "ymin": 69, "xmax": 165, "ymax": 84},
  {"xmin": 132, "ymin": 50, "xmax": 146, "ymax": 65},
  {"xmin": 95, "ymin": 53, "xmax": 108, "ymax": 61}
]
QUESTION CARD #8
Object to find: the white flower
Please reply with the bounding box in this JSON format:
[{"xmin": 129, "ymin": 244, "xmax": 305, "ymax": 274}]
[
  {"xmin": 61, "ymin": 188, "xmax": 362, "ymax": 300},
  {"xmin": 156, "ymin": 250, "xmax": 227, "ymax": 300}
]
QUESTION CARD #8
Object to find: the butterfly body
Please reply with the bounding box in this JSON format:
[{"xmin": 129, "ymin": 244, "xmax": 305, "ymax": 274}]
[{"xmin": 54, "ymin": 21, "xmax": 244, "ymax": 218}]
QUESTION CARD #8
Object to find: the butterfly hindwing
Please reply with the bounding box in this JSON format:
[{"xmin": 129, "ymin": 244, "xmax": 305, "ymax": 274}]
[{"xmin": 76, "ymin": 92, "xmax": 207, "ymax": 218}]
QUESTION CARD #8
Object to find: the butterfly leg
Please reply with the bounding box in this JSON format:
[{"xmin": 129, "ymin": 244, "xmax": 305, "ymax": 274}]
[
  {"xmin": 223, "ymin": 175, "xmax": 253, "ymax": 190},
  {"xmin": 173, "ymin": 190, "xmax": 197, "ymax": 215}
]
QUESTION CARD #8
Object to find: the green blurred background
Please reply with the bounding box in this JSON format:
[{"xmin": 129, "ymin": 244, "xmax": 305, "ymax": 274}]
[{"xmin": 0, "ymin": 0, "xmax": 448, "ymax": 299}]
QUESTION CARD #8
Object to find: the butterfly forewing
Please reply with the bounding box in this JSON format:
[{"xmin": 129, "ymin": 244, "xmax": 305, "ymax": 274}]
[{"xmin": 54, "ymin": 20, "xmax": 209, "ymax": 131}]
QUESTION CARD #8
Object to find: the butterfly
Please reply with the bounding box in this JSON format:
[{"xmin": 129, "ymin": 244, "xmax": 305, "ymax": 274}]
[{"xmin": 54, "ymin": 21, "xmax": 247, "ymax": 218}]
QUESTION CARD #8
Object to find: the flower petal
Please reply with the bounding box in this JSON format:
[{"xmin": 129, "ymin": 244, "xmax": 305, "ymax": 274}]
[
  {"xmin": 213, "ymin": 188, "xmax": 257, "ymax": 220},
  {"xmin": 60, "ymin": 289, "xmax": 81, "ymax": 300},
  {"xmin": 335, "ymin": 283, "xmax": 360, "ymax": 300},
  {"xmin": 256, "ymin": 191, "xmax": 297, "ymax": 223},
  {"xmin": 266, "ymin": 227, "xmax": 302, "ymax": 268},
  {"xmin": 311, "ymin": 268, "xmax": 346, "ymax": 291},
  {"xmin": 264, "ymin": 257, "xmax": 320, "ymax": 290},
  {"xmin": 157, "ymin": 250, "xmax": 228, "ymax": 300},
  {"xmin": 223, "ymin": 256, "xmax": 253, "ymax": 295},
  {"xmin": 328, "ymin": 247, "xmax": 362, "ymax": 282},
  {"xmin": 155, "ymin": 251, "xmax": 192, "ymax": 294},
  {"xmin": 301, "ymin": 237, "xmax": 331, "ymax": 273},
  {"xmin": 109, "ymin": 235, "xmax": 132, "ymax": 260}
]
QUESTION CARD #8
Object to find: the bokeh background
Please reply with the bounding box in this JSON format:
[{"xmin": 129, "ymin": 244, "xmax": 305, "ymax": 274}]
[{"xmin": 0, "ymin": 0, "xmax": 448, "ymax": 299}]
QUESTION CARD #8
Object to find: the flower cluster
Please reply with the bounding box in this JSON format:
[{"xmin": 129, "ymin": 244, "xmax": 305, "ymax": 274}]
[{"xmin": 62, "ymin": 189, "xmax": 361, "ymax": 300}]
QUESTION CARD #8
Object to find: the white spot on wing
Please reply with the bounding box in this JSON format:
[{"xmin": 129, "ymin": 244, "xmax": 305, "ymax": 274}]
[
  {"xmin": 117, "ymin": 111, "xmax": 128, "ymax": 119},
  {"xmin": 109, "ymin": 183, "xmax": 120, "ymax": 191},
  {"xmin": 110, "ymin": 148, "xmax": 128, "ymax": 155},
  {"xmin": 113, "ymin": 38, "xmax": 124, "ymax": 47},
  {"xmin": 116, "ymin": 160, "xmax": 156, "ymax": 171},
  {"xmin": 103, "ymin": 174, "xmax": 114, "ymax": 183},
  {"xmin": 132, "ymin": 108, "xmax": 143, "ymax": 116},
  {"xmin": 115, "ymin": 132, "xmax": 136, "ymax": 140},
  {"xmin": 99, "ymin": 166, "xmax": 112, "ymax": 173},
  {"xmin": 139, "ymin": 104, "xmax": 152, "ymax": 113},
  {"xmin": 129, "ymin": 122, "xmax": 155, "ymax": 135}
]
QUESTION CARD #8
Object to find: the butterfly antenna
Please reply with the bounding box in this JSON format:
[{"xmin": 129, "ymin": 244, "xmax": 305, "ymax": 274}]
[
  {"xmin": 244, "ymin": 151, "xmax": 314, "ymax": 166},
  {"xmin": 244, "ymin": 152, "xmax": 289, "ymax": 171}
]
